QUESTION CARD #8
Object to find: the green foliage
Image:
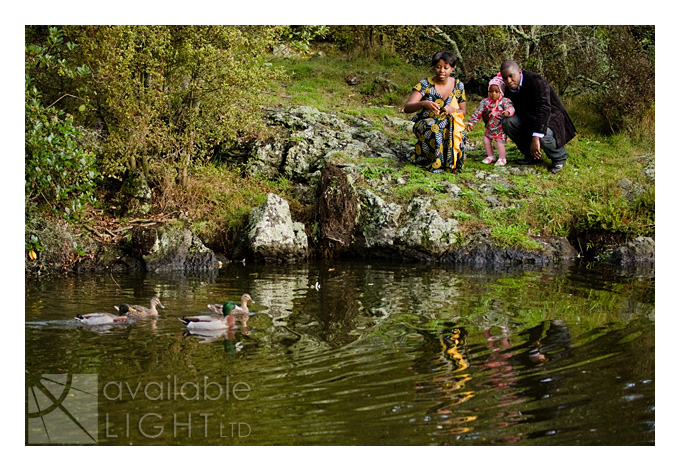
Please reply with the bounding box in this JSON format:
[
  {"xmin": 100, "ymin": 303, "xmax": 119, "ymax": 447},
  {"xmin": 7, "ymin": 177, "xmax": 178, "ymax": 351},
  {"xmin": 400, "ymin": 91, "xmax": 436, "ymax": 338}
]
[
  {"xmin": 25, "ymin": 27, "xmax": 98, "ymax": 217},
  {"xmin": 33, "ymin": 26, "xmax": 286, "ymax": 185},
  {"xmin": 360, "ymin": 162, "xmax": 391, "ymax": 180},
  {"xmin": 26, "ymin": 234, "xmax": 44, "ymax": 254},
  {"xmin": 491, "ymin": 223, "xmax": 542, "ymax": 251},
  {"xmin": 587, "ymin": 26, "xmax": 655, "ymax": 133},
  {"xmin": 279, "ymin": 25, "xmax": 329, "ymax": 52}
]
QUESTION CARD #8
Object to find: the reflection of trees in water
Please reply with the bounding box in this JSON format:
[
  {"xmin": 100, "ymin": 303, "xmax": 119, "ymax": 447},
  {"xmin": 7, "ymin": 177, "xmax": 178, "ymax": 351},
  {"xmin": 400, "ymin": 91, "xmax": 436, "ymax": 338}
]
[
  {"xmin": 311, "ymin": 269, "xmax": 362, "ymax": 347},
  {"xmin": 282, "ymin": 264, "xmax": 468, "ymax": 348},
  {"xmin": 246, "ymin": 264, "xmax": 468, "ymax": 349},
  {"xmin": 285, "ymin": 266, "xmax": 387, "ymax": 348}
]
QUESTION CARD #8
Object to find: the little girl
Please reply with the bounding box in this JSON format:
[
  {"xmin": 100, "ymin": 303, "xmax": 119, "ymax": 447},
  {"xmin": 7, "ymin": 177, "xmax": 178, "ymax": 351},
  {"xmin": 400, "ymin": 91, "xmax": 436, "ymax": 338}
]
[{"xmin": 467, "ymin": 74, "xmax": 515, "ymax": 166}]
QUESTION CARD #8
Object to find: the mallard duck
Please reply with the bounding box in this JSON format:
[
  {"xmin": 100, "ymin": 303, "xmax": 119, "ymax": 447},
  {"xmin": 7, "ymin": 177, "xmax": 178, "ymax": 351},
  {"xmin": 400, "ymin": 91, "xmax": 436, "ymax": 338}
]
[
  {"xmin": 116, "ymin": 296, "xmax": 165, "ymax": 319},
  {"xmin": 207, "ymin": 294, "xmax": 254, "ymax": 316},
  {"xmin": 179, "ymin": 302, "xmax": 237, "ymax": 331},
  {"xmin": 76, "ymin": 304, "xmax": 135, "ymax": 326}
]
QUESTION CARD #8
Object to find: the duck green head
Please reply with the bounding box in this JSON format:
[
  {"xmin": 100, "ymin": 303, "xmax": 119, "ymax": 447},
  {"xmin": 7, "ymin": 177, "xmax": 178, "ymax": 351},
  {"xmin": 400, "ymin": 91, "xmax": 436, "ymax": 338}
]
[
  {"xmin": 222, "ymin": 301, "xmax": 237, "ymax": 316},
  {"xmin": 119, "ymin": 304, "xmax": 133, "ymax": 315}
]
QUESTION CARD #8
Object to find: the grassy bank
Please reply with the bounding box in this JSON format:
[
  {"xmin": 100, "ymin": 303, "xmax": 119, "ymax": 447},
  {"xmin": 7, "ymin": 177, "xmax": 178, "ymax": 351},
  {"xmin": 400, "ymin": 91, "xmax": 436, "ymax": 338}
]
[{"xmin": 172, "ymin": 49, "xmax": 653, "ymax": 256}]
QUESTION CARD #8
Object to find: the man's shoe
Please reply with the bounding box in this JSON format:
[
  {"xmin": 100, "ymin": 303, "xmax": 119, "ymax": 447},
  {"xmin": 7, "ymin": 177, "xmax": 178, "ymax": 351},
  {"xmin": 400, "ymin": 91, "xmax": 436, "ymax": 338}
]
[
  {"xmin": 549, "ymin": 162, "xmax": 565, "ymax": 174},
  {"xmin": 516, "ymin": 157, "xmax": 537, "ymax": 165}
]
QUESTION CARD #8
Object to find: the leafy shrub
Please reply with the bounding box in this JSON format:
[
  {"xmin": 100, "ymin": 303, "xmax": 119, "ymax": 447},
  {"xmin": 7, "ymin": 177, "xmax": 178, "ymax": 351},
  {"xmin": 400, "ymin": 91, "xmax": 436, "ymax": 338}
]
[
  {"xmin": 279, "ymin": 25, "xmax": 329, "ymax": 52},
  {"xmin": 27, "ymin": 26, "xmax": 287, "ymax": 188},
  {"xmin": 589, "ymin": 26, "xmax": 655, "ymax": 133},
  {"xmin": 25, "ymin": 27, "xmax": 98, "ymax": 217}
]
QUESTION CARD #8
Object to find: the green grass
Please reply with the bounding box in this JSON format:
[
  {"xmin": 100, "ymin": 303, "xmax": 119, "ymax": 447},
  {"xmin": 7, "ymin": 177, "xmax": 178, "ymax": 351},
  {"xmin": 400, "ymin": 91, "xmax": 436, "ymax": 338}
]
[
  {"xmin": 175, "ymin": 163, "xmax": 298, "ymax": 249},
  {"xmin": 460, "ymin": 92, "xmax": 654, "ymax": 247},
  {"xmin": 266, "ymin": 53, "xmax": 423, "ymax": 116}
]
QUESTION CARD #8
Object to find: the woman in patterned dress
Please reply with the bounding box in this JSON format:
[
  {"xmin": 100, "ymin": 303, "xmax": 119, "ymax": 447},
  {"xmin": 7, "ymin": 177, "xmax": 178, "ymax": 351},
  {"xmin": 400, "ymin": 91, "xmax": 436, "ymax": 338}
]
[{"xmin": 404, "ymin": 51, "xmax": 467, "ymax": 173}]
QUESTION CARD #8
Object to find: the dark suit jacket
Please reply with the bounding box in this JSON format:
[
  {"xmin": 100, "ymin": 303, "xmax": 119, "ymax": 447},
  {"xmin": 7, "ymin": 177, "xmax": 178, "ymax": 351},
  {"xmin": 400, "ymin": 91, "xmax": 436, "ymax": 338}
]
[{"xmin": 507, "ymin": 70, "xmax": 576, "ymax": 148}]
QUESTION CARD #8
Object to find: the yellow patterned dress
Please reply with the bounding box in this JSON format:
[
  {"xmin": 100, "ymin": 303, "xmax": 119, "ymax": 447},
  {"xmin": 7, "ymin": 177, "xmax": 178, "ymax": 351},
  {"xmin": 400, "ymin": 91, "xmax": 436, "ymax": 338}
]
[{"xmin": 406, "ymin": 77, "xmax": 467, "ymax": 173}]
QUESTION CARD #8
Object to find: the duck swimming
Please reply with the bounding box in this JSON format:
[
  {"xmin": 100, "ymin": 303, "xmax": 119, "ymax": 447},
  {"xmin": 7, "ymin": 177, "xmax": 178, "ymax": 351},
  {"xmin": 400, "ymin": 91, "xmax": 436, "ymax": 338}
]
[
  {"xmin": 207, "ymin": 294, "xmax": 254, "ymax": 316},
  {"xmin": 116, "ymin": 296, "xmax": 165, "ymax": 319},
  {"xmin": 76, "ymin": 304, "xmax": 135, "ymax": 326},
  {"xmin": 179, "ymin": 301, "xmax": 237, "ymax": 331}
]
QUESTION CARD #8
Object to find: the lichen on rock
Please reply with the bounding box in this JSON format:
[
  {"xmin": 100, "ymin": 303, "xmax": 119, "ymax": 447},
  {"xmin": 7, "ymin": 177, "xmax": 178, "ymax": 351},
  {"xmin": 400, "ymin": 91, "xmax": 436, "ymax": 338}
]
[
  {"xmin": 134, "ymin": 224, "xmax": 219, "ymax": 273},
  {"xmin": 247, "ymin": 193, "xmax": 308, "ymax": 263},
  {"xmin": 395, "ymin": 196, "xmax": 459, "ymax": 258}
]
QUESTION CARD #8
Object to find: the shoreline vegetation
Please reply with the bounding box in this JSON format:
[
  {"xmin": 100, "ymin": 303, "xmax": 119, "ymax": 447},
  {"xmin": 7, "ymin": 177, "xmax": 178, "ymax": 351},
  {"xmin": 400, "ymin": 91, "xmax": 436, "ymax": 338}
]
[{"xmin": 24, "ymin": 26, "xmax": 654, "ymax": 275}]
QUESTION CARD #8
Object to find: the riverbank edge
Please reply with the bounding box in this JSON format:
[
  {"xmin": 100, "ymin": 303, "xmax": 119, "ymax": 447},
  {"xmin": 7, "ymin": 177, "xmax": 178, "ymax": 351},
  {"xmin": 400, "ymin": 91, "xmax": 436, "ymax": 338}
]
[{"xmin": 24, "ymin": 203, "xmax": 654, "ymax": 278}]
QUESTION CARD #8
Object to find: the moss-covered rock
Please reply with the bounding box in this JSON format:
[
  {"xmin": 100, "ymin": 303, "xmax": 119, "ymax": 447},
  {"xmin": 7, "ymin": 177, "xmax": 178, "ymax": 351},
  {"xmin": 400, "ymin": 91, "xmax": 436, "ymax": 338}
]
[
  {"xmin": 606, "ymin": 236, "xmax": 655, "ymax": 265},
  {"xmin": 120, "ymin": 170, "xmax": 152, "ymax": 215},
  {"xmin": 354, "ymin": 187, "xmax": 402, "ymax": 250}
]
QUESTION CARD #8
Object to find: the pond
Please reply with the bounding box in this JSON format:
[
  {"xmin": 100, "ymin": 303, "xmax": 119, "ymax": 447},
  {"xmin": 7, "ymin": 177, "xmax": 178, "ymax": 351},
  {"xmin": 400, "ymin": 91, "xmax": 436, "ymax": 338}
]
[{"xmin": 25, "ymin": 261, "xmax": 654, "ymax": 446}]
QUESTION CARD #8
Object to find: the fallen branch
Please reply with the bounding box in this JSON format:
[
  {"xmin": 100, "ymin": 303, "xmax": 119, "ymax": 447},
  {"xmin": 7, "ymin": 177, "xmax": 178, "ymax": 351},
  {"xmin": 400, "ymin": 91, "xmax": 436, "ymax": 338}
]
[{"xmin": 83, "ymin": 224, "xmax": 108, "ymax": 239}]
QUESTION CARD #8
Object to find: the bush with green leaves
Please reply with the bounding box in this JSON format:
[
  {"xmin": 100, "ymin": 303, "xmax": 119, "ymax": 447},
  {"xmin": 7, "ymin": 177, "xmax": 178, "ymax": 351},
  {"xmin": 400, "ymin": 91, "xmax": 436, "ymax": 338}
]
[
  {"xmin": 25, "ymin": 27, "xmax": 98, "ymax": 217},
  {"xmin": 58, "ymin": 25, "xmax": 286, "ymax": 186},
  {"xmin": 279, "ymin": 25, "xmax": 329, "ymax": 52}
]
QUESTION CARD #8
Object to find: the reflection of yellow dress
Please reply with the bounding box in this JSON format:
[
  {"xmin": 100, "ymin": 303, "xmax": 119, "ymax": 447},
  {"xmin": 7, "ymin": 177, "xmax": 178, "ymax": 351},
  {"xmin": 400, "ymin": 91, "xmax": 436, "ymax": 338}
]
[
  {"xmin": 406, "ymin": 77, "xmax": 467, "ymax": 173},
  {"xmin": 437, "ymin": 328, "xmax": 475, "ymax": 407}
]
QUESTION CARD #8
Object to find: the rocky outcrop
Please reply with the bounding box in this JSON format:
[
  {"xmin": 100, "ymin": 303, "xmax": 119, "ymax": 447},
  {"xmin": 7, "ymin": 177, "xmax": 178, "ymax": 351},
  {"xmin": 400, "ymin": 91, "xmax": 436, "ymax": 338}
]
[
  {"xmin": 606, "ymin": 236, "xmax": 655, "ymax": 265},
  {"xmin": 232, "ymin": 107, "xmax": 651, "ymax": 266},
  {"xmin": 247, "ymin": 193, "xmax": 308, "ymax": 263},
  {"xmin": 237, "ymin": 104, "xmax": 582, "ymax": 265},
  {"xmin": 247, "ymin": 106, "xmax": 404, "ymax": 184},
  {"xmin": 133, "ymin": 225, "xmax": 219, "ymax": 273},
  {"xmin": 395, "ymin": 197, "xmax": 458, "ymax": 259},
  {"xmin": 354, "ymin": 188, "xmax": 402, "ymax": 251},
  {"xmin": 441, "ymin": 231, "xmax": 577, "ymax": 266}
]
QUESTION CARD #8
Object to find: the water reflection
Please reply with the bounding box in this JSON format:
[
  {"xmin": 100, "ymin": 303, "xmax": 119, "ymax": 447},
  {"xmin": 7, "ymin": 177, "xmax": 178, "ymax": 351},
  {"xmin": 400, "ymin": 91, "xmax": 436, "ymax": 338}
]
[{"xmin": 25, "ymin": 262, "xmax": 654, "ymax": 445}]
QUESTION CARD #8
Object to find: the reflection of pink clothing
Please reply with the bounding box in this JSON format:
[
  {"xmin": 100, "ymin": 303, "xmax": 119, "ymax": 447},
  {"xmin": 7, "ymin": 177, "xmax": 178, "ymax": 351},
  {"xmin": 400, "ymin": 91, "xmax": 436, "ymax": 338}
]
[{"xmin": 468, "ymin": 97, "xmax": 515, "ymax": 142}]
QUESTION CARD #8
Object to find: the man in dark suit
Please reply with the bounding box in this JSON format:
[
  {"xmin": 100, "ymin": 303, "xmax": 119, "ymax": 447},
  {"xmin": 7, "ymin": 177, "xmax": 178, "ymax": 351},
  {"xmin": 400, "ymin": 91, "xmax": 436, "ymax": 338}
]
[{"xmin": 500, "ymin": 60, "xmax": 576, "ymax": 174}]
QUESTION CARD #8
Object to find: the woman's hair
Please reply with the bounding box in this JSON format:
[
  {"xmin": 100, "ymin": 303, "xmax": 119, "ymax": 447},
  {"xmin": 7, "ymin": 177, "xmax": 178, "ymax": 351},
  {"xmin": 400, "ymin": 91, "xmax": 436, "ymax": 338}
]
[{"xmin": 431, "ymin": 51, "xmax": 458, "ymax": 68}]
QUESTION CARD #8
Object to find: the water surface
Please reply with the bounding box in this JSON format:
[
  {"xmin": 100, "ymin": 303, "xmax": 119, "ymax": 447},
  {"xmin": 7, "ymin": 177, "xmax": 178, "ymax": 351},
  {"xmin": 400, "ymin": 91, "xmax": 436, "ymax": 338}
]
[{"xmin": 25, "ymin": 261, "xmax": 654, "ymax": 445}]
